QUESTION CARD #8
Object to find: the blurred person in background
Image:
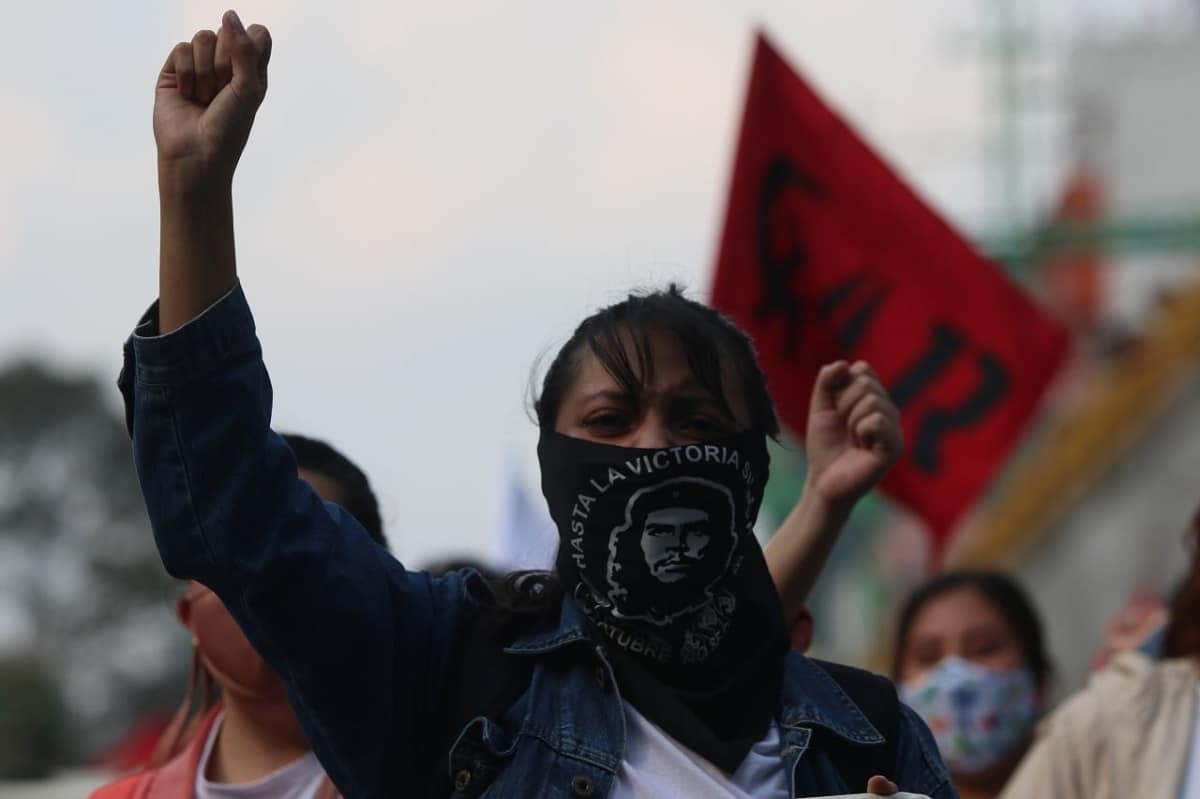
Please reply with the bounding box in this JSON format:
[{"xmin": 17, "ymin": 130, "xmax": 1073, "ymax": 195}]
[
  {"xmin": 1000, "ymin": 507, "xmax": 1200, "ymax": 799},
  {"xmin": 121, "ymin": 10, "xmax": 953, "ymax": 796},
  {"xmin": 90, "ymin": 434, "xmax": 387, "ymax": 799},
  {"xmin": 893, "ymin": 571, "xmax": 1052, "ymax": 799},
  {"xmin": 1090, "ymin": 587, "xmax": 1170, "ymax": 670}
]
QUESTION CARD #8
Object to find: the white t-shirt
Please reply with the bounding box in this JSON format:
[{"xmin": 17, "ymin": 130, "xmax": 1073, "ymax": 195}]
[
  {"xmin": 1180, "ymin": 686, "xmax": 1200, "ymax": 798},
  {"xmin": 613, "ymin": 700, "xmax": 789, "ymax": 799},
  {"xmin": 194, "ymin": 713, "xmax": 328, "ymax": 799}
]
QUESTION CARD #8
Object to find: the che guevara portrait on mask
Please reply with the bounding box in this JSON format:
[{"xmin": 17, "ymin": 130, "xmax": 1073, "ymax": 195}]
[{"xmin": 604, "ymin": 477, "xmax": 739, "ymax": 625}]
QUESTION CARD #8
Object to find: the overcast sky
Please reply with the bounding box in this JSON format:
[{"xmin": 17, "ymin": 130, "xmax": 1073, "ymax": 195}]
[{"xmin": 1, "ymin": 0, "xmax": 1191, "ymax": 565}]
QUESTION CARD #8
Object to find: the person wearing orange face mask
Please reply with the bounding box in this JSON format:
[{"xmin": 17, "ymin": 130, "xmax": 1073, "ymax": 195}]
[{"xmin": 91, "ymin": 434, "xmax": 389, "ymax": 799}]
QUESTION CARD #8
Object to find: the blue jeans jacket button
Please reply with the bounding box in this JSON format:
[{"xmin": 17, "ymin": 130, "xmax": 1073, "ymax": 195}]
[{"xmin": 571, "ymin": 774, "xmax": 594, "ymax": 796}]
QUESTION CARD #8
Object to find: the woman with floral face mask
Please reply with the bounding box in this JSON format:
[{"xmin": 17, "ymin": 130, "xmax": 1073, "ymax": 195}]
[{"xmin": 893, "ymin": 571, "xmax": 1051, "ymax": 799}]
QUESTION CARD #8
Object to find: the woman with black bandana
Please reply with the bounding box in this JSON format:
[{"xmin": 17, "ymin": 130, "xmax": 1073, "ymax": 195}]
[{"xmin": 126, "ymin": 11, "xmax": 955, "ymax": 798}]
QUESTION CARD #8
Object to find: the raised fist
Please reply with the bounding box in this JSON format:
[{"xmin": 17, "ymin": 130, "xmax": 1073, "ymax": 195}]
[
  {"xmin": 805, "ymin": 360, "xmax": 904, "ymax": 509},
  {"xmin": 154, "ymin": 10, "xmax": 271, "ymax": 186}
]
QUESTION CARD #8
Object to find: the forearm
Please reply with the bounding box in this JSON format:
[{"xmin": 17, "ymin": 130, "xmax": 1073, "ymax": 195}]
[
  {"xmin": 765, "ymin": 483, "xmax": 852, "ymax": 625},
  {"xmin": 778, "ymin": 359, "xmax": 902, "ymax": 625},
  {"xmin": 158, "ymin": 171, "xmax": 237, "ymax": 334}
]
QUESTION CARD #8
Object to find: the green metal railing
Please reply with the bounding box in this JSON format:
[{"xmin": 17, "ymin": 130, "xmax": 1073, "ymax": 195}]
[{"xmin": 983, "ymin": 215, "xmax": 1200, "ymax": 266}]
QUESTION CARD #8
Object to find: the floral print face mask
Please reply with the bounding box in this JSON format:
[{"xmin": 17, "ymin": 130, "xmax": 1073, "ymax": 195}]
[{"xmin": 901, "ymin": 656, "xmax": 1038, "ymax": 775}]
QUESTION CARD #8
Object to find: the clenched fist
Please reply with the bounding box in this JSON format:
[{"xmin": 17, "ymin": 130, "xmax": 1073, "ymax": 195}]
[
  {"xmin": 155, "ymin": 10, "xmax": 271, "ymax": 187},
  {"xmin": 804, "ymin": 360, "xmax": 903, "ymax": 509},
  {"xmin": 761, "ymin": 360, "xmax": 903, "ymax": 626}
]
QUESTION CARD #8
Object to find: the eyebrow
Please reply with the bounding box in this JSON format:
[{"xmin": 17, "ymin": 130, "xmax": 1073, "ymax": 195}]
[
  {"xmin": 910, "ymin": 624, "xmax": 1009, "ymax": 646},
  {"xmin": 668, "ymin": 391, "xmax": 730, "ymax": 409},
  {"xmin": 581, "ymin": 389, "xmax": 637, "ymax": 403},
  {"xmin": 578, "ymin": 385, "xmax": 734, "ymax": 417},
  {"xmin": 960, "ymin": 625, "xmax": 1011, "ymax": 642}
]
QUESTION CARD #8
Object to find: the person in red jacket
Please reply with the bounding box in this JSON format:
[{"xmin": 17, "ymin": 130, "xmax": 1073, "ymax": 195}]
[{"xmin": 91, "ymin": 434, "xmax": 388, "ymax": 799}]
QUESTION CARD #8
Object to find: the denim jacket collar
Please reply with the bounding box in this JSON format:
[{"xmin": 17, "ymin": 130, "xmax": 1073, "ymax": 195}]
[
  {"xmin": 503, "ymin": 594, "xmax": 595, "ymax": 655},
  {"xmin": 504, "ymin": 596, "xmax": 882, "ymax": 746},
  {"xmin": 779, "ymin": 652, "xmax": 883, "ymax": 744}
]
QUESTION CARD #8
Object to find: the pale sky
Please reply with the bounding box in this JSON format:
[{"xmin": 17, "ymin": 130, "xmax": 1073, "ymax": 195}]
[{"xmin": 0, "ymin": 0, "xmax": 1190, "ymax": 565}]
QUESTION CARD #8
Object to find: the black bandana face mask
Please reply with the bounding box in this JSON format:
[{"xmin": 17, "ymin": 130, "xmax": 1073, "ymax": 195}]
[
  {"xmin": 538, "ymin": 429, "xmax": 790, "ymax": 771},
  {"xmin": 538, "ymin": 429, "xmax": 786, "ymax": 670}
]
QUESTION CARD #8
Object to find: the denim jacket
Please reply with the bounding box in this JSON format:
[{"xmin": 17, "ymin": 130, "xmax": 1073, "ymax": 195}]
[{"xmin": 119, "ymin": 284, "xmax": 954, "ymax": 799}]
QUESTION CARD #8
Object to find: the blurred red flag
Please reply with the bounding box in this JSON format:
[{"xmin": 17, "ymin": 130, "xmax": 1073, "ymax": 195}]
[{"xmin": 711, "ymin": 33, "xmax": 1070, "ymax": 546}]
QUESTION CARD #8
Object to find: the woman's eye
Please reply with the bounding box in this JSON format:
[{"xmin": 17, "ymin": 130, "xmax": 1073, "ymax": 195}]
[
  {"xmin": 679, "ymin": 417, "xmax": 725, "ymax": 435},
  {"xmin": 584, "ymin": 412, "xmax": 630, "ymax": 434},
  {"xmin": 909, "ymin": 646, "xmax": 942, "ymax": 669},
  {"xmin": 969, "ymin": 642, "xmax": 1005, "ymax": 661}
]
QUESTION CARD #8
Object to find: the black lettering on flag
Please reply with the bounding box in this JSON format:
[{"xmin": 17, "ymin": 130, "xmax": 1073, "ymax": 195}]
[
  {"xmin": 889, "ymin": 324, "xmax": 1011, "ymax": 474},
  {"xmin": 755, "ymin": 156, "xmax": 825, "ymax": 358},
  {"xmin": 890, "ymin": 324, "xmax": 965, "ymax": 409},
  {"xmin": 819, "ymin": 273, "xmax": 890, "ymax": 352},
  {"xmin": 908, "ymin": 354, "xmax": 1009, "ymax": 474}
]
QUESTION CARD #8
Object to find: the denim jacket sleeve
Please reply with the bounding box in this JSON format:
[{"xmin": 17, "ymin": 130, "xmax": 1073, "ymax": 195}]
[
  {"xmin": 895, "ymin": 703, "xmax": 958, "ymax": 799},
  {"xmin": 118, "ymin": 283, "xmax": 465, "ymax": 799}
]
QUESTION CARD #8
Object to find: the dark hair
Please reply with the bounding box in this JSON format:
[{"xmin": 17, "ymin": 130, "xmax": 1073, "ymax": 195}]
[
  {"xmin": 1162, "ymin": 507, "xmax": 1200, "ymax": 659},
  {"xmin": 534, "ymin": 284, "xmax": 780, "ymax": 438},
  {"xmin": 423, "ymin": 557, "xmax": 501, "ymax": 582},
  {"xmin": 892, "ymin": 570, "xmax": 1052, "ymax": 687},
  {"xmin": 282, "ymin": 433, "xmax": 387, "ymax": 550}
]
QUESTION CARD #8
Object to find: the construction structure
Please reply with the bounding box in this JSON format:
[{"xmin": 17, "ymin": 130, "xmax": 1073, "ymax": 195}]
[{"xmin": 955, "ymin": 32, "xmax": 1200, "ymax": 686}]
